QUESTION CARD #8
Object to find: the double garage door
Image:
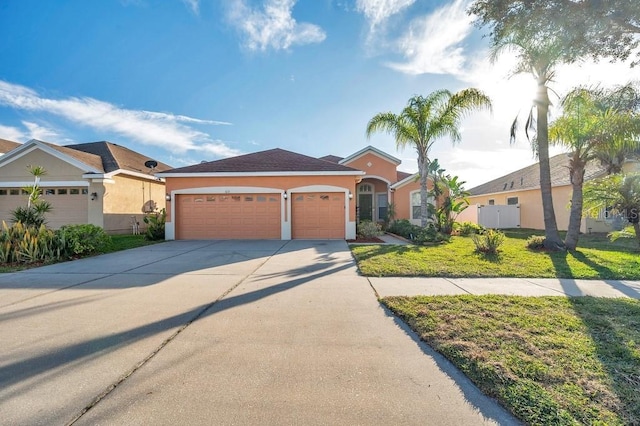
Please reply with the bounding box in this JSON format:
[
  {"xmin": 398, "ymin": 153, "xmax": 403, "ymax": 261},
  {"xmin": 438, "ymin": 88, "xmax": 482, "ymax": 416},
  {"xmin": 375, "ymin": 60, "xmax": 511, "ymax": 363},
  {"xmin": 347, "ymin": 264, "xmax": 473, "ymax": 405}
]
[{"xmin": 176, "ymin": 192, "xmax": 345, "ymax": 240}]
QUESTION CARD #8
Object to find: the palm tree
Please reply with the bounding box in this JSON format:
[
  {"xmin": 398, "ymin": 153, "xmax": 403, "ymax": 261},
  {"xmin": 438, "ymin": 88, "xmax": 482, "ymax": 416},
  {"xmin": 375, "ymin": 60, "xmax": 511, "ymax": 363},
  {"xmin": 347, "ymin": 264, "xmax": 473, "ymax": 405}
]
[
  {"xmin": 549, "ymin": 85, "xmax": 640, "ymax": 249},
  {"xmin": 366, "ymin": 89, "xmax": 492, "ymax": 227},
  {"xmin": 491, "ymin": 34, "xmax": 567, "ymax": 250},
  {"xmin": 583, "ymin": 173, "xmax": 640, "ymax": 246}
]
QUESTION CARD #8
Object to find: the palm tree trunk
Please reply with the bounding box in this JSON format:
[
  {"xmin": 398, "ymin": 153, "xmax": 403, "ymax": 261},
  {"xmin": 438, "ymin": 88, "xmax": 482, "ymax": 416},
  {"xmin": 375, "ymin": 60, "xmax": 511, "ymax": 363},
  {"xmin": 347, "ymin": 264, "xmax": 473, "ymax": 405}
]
[
  {"xmin": 565, "ymin": 156, "xmax": 586, "ymax": 250},
  {"xmin": 419, "ymin": 153, "xmax": 429, "ymax": 227},
  {"xmin": 633, "ymin": 222, "xmax": 640, "ymax": 246},
  {"xmin": 537, "ymin": 80, "xmax": 565, "ymax": 250}
]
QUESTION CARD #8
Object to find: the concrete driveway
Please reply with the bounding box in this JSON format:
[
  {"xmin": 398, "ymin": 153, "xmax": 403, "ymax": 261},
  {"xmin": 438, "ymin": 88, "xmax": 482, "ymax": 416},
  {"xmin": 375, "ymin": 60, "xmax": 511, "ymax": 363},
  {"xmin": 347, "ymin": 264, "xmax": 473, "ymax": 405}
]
[{"xmin": 0, "ymin": 240, "xmax": 516, "ymax": 425}]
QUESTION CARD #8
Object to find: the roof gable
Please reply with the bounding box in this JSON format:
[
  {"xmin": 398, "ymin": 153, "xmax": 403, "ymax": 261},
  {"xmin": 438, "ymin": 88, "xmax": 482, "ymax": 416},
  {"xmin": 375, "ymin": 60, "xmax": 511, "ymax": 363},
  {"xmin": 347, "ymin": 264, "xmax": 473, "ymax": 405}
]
[
  {"xmin": 0, "ymin": 139, "xmax": 104, "ymax": 173},
  {"xmin": 468, "ymin": 153, "xmax": 608, "ymax": 196},
  {"xmin": 339, "ymin": 145, "xmax": 401, "ymax": 166},
  {"xmin": 163, "ymin": 148, "xmax": 362, "ymax": 174}
]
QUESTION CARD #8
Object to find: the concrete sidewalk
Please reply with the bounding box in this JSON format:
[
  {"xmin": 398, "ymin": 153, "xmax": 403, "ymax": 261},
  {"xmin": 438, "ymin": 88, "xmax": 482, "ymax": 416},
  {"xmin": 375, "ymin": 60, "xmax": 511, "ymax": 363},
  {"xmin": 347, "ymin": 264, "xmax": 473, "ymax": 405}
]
[{"xmin": 369, "ymin": 276, "xmax": 640, "ymax": 299}]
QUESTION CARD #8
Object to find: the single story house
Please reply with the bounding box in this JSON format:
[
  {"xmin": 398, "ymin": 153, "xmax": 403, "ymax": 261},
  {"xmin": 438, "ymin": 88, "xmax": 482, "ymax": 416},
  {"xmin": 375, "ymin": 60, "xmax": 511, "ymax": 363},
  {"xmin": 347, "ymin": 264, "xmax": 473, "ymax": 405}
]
[
  {"xmin": 0, "ymin": 139, "xmax": 171, "ymax": 233},
  {"xmin": 457, "ymin": 153, "xmax": 640, "ymax": 232},
  {"xmin": 158, "ymin": 145, "xmax": 429, "ymax": 240},
  {"xmin": 0, "ymin": 138, "xmax": 21, "ymax": 155}
]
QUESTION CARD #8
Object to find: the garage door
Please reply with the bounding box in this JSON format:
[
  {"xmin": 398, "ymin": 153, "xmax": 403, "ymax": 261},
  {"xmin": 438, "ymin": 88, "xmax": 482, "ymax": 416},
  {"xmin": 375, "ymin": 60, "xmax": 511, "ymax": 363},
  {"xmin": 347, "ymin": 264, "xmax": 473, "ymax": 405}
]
[
  {"xmin": 292, "ymin": 192, "xmax": 345, "ymax": 239},
  {"xmin": 177, "ymin": 193, "xmax": 281, "ymax": 239}
]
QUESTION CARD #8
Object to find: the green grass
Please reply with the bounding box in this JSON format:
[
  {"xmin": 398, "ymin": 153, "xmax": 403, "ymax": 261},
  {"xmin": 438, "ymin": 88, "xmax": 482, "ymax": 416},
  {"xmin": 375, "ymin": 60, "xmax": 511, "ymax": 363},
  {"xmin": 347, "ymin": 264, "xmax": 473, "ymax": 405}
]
[
  {"xmin": 352, "ymin": 231, "xmax": 640, "ymax": 279},
  {"xmin": 383, "ymin": 295, "xmax": 640, "ymax": 425},
  {"xmin": 0, "ymin": 234, "xmax": 160, "ymax": 273}
]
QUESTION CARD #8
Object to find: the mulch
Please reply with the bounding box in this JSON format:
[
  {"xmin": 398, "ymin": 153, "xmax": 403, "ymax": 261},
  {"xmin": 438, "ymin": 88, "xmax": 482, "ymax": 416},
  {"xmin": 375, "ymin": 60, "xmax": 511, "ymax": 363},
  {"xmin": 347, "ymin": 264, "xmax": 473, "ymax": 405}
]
[{"xmin": 346, "ymin": 236, "xmax": 385, "ymax": 243}]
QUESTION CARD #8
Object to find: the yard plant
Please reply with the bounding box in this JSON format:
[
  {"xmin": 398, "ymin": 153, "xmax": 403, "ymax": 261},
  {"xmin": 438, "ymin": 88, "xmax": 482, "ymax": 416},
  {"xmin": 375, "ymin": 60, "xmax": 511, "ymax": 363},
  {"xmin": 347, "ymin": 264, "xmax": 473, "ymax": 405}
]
[{"xmin": 383, "ymin": 295, "xmax": 640, "ymax": 425}]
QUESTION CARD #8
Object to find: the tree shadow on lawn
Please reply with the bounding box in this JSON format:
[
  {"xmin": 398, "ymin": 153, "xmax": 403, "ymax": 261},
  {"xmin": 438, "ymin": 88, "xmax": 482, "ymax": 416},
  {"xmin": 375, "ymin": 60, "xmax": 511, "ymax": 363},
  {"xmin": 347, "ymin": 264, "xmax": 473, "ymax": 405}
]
[
  {"xmin": 549, "ymin": 249, "xmax": 618, "ymax": 279},
  {"xmin": 350, "ymin": 244, "xmax": 423, "ymax": 263},
  {"xmin": 552, "ymin": 253, "xmax": 640, "ymax": 425}
]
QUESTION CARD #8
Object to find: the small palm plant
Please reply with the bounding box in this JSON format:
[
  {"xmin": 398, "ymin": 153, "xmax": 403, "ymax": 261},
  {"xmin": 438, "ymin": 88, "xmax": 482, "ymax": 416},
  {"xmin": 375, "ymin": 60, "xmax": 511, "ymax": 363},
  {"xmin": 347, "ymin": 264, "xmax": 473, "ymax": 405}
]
[{"xmin": 11, "ymin": 165, "xmax": 52, "ymax": 228}]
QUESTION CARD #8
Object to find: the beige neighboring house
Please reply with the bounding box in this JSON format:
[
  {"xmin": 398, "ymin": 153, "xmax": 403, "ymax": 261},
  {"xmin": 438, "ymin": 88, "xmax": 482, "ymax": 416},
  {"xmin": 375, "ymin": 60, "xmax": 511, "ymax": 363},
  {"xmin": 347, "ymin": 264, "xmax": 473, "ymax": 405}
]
[
  {"xmin": 0, "ymin": 138, "xmax": 20, "ymax": 155},
  {"xmin": 0, "ymin": 139, "xmax": 171, "ymax": 233},
  {"xmin": 157, "ymin": 145, "xmax": 430, "ymax": 241},
  {"xmin": 458, "ymin": 153, "xmax": 640, "ymax": 233}
]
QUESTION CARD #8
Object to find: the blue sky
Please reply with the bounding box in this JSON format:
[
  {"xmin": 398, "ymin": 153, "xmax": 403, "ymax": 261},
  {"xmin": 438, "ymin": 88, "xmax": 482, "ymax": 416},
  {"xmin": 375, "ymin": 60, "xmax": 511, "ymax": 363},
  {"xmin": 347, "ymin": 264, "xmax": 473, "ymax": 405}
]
[{"xmin": 0, "ymin": 0, "xmax": 636, "ymax": 188}]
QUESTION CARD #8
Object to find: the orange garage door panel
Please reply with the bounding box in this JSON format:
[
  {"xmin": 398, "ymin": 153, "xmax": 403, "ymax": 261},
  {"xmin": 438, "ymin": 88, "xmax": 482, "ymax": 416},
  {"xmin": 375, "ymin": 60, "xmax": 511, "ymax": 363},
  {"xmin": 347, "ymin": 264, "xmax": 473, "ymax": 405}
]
[
  {"xmin": 177, "ymin": 194, "xmax": 281, "ymax": 239},
  {"xmin": 292, "ymin": 192, "xmax": 345, "ymax": 239}
]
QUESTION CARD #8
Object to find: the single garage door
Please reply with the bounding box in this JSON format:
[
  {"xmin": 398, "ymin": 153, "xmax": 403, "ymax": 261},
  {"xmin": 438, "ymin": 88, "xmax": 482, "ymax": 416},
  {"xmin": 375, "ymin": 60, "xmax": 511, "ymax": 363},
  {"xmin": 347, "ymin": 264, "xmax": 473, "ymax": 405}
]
[
  {"xmin": 177, "ymin": 193, "xmax": 281, "ymax": 239},
  {"xmin": 292, "ymin": 192, "xmax": 345, "ymax": 239}
]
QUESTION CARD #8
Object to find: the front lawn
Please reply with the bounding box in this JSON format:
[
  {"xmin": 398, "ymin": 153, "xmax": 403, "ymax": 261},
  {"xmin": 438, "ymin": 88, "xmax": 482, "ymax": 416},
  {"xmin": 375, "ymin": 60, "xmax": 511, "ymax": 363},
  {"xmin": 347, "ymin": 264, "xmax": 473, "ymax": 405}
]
[
  {"xmin": 351, "ymin": 232, "xmax": 640, "ymax": 279},
  {"xmin": 383, "ymin": 295, "xmax": 640, "ymax": 425}
]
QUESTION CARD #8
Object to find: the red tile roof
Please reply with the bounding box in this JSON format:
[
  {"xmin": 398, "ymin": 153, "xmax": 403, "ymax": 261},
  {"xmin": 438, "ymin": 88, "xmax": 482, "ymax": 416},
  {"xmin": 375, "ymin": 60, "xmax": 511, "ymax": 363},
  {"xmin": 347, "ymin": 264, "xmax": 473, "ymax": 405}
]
[{"xmin": 166, "ymin": 148, "xmax": 361, "ymax": 173}]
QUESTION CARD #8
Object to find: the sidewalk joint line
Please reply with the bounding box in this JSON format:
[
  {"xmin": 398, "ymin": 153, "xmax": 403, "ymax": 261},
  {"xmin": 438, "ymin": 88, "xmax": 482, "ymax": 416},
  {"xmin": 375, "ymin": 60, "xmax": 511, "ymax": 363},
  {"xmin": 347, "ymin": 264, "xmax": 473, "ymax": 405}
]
[
  {"xmin": 65, "ymin": 240, "xmax": 290, "ymax": 425},
  {"xmin": 444, "ymin": 277, "xmax": 472, "ymax": 295}
]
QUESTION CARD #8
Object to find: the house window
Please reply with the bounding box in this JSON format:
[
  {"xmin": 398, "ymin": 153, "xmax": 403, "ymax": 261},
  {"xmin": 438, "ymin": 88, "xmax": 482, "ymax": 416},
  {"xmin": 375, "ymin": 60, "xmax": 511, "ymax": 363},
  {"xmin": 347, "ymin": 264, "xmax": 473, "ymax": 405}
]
[
  {"xmin": 411, "ymin": 191, "xmax": 434, "ymax": 220},
  {"xmin": 377, "ymin": 193, "xmax": 388, "ymax": 221},
  {"xmin": 70, "ymin": 188, "xmax": 80, "ymax": 195},
  {"xmin": 58, "ymin": 189, "xmax": 67, "ymax": 195},
  {"xmin": 82, "ymin": 188, "xmax": 89, "ymax": 195},
  {"xmin": 488, "ymin": 199, "xmax": 495, "ymax": 205},
  {"xmin": 507, "ymin": 197, "xmax": 519, "ymax": 205},
  {"xmin": 0, "ymin": 190, "xmax": 6, "ymax": 195},
  {"xmin": 10, "ymin": 189, "xmax": 19, "ymax": 195},
  {"xmin": 45, "ymin": 189, "xmax": 55, "ymax": 195},
  {"xmin": 358, "ymin": 183, "xmax": 372, "ymax": 193}
]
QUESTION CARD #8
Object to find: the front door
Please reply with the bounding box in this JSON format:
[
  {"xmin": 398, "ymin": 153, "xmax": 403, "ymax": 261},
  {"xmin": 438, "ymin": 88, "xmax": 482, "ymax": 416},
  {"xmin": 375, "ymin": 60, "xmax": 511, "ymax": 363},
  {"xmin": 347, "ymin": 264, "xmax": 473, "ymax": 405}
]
[{"xmin": 358, "ymin": 193, "xmax": 373, "ymax": 221}]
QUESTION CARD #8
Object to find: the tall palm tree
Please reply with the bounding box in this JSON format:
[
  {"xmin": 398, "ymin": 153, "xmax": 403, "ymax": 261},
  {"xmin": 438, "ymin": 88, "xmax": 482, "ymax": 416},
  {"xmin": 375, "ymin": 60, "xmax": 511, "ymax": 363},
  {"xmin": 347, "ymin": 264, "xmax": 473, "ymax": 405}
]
[
  {"xmin": 549, "ymin": 85, "xmax": 640, "ymax": 249},
  {"xmin": 366, "ymin": 89, "xmax": 491, "ymax": 227},
  {"xmin": 492, "ymin": 34, "xmax": 566, "ymax": 250}
]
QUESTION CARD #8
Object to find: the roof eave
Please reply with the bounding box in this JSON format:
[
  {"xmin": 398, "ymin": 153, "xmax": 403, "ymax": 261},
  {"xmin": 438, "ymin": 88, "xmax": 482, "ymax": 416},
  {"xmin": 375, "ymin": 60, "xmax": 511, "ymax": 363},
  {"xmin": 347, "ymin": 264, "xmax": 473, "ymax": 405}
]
[{"xmin": 157, "ymin": 171, "xmax": 366, "ymax": 178}]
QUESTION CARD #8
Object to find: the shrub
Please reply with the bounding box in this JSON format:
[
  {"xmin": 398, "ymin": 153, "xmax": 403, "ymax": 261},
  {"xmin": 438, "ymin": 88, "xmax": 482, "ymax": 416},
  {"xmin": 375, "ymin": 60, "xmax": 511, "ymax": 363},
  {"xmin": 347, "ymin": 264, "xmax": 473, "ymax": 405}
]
[
  {"xmin": 526, "ymin": 235, "xmax": 546, "ymax": 250},
  {"xmin": 388, "ymin": 219, "xmax": 418, "ymax": 239},
  {"xmin": 357, "ymin": 220, "xmax": 383, "ymax": 238},
  {"xmin": 414, "ymin": 223, "xmax": 451, "ymax": 244},
  {"xmin": 57, "ymin": 224, "xmax": 111, "ymax": 257},
  {"xmin": 455, "ymin": 221, "xmax": 485, "ymax": 236},
  {"xmin": 143, "ymin": 208, "xmax": 166, "ymax": 241},
  {"xmin": 0, "ymin": 221, "xmax": 63, "ymax": 264},
  {"xmin": 472, "ymin": 229, "xmax": 505, "ymax": 254},
  {"xmin": 388, "ymin": 219, "xmax": 449, "ymax": 244}
]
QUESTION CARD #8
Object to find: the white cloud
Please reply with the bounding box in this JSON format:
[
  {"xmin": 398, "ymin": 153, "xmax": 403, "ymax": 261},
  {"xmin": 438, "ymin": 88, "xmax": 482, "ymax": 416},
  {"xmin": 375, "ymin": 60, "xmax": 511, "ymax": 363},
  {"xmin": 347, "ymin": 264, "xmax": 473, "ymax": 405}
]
[
  {"xmin": 386, "ymin": 0, "xmax": 473, "ymax": 75},
  {"xmin": 228, "ymin": 0, "xmax": 326, "ymax": 51},
  {"xmin": 0, "ymin": 124, "xmax": 26, "ymax": 142},
  {"xmin": 0, "ymin": 80, "xmax": 240, "ymax": 158},
  {"xmin": 356, "ymin": 0, "xmax": 415, "ymax": 30},
  {"xmin": 182, "ymin": 0, "xmax": 199, "ymax": 14},
  {"xmin": 22, "ymin": 121, "xmax": 60, "ymax": 141}
]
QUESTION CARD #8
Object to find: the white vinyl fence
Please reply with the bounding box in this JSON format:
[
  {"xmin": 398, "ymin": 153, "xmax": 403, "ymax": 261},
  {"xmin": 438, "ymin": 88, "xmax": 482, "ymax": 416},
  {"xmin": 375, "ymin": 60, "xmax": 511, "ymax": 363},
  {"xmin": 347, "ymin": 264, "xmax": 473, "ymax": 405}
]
[{"xmin": 477, "ymin": 204, "xmax": 520, "ymax": 229}]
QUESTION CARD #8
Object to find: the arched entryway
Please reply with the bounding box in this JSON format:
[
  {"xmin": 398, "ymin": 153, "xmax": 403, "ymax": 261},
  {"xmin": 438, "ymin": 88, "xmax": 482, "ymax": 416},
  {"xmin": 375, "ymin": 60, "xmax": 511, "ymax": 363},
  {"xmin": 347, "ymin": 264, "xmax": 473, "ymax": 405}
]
[{"xmin": 357, "ymin": 177, "xmax": 390, "ymax": 223}]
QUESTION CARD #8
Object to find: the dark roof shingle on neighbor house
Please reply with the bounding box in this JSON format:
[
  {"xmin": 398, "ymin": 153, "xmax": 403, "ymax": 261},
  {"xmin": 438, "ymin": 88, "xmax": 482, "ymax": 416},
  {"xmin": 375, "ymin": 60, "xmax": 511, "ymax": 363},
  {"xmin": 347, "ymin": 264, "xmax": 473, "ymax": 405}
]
[
  {"xmin": 318, "ymin": 155, "xmax": 343, "ymax": 164},
  {"xmin": 63, "ymin": 141, "xmax": 172, "ymax": 174},
  {"xmin": 468, "ymin": 153, "xmax": 608, "ymax": 196},
  {"xmin": 166, "ymin": 148, "xmax": 362, "ymax": 173}
]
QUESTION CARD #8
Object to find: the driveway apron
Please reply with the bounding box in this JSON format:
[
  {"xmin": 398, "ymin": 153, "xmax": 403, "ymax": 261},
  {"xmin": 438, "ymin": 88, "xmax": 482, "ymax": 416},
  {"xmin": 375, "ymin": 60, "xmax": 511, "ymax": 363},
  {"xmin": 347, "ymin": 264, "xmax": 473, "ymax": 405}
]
[{"xmin": 0, "ymin": 240, "xmax": 516, "ymax": 425}]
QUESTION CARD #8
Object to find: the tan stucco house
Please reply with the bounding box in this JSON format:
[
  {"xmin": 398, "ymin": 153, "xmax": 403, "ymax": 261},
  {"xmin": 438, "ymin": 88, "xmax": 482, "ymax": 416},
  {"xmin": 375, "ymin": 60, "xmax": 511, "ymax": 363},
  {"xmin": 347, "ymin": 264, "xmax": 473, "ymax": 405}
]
[
  {"xmin": 458, "ymin": 153, "xmax": 640, "ymax": 233},
  {"xmin": 158, "ymin": 145, "xmax": 429, "ymax": 240},
  {"xmin": 0, "ymin": 139, "xmax": 171, "ymax": 233}
]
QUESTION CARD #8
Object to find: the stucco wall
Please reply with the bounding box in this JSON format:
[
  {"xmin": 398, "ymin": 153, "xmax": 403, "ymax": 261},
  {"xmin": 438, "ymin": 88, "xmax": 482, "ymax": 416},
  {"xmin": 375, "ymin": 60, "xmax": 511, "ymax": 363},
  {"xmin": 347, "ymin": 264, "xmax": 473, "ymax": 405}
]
[
  {"xmin": 343, "ymin": 152, "xmax": 398, "ymax": 184},
  {"xmin": 392, "ymin": 179, "xmax": 432, "ymax": 224},
  {"xmin": 0, "ymin": 149, "xmax": 87, "ymax": 183},
  {"xmin": 103, "ymin": 175, "xmax": 166, "ymax": 234},
  {"xmin": 467, "ymin": 186, "xmax": 573, "ymax": 230}
]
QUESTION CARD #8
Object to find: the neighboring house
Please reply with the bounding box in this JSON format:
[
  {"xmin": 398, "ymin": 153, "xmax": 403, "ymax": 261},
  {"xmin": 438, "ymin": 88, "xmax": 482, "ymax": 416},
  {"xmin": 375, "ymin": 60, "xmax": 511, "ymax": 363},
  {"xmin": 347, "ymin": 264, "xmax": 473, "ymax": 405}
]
[
  {"xmin": 158, "ymin": 145, "xmax": 428, "ymax": 240},
  {"xmin": 0, "ymin": 139, "xmax": 171, "ymax": 233},
  {"xmin": 458, "ymin": 153, "xmax": 640, "ymax": 232},
  {"xmin": 0, "ymin": 138, "xmax": 20, "ymax": 155}
]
